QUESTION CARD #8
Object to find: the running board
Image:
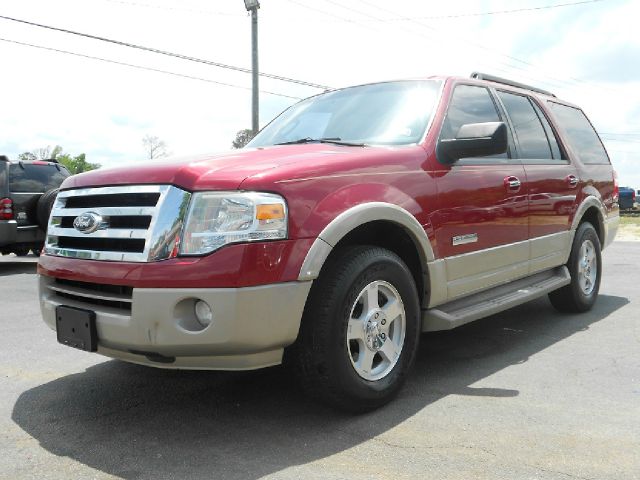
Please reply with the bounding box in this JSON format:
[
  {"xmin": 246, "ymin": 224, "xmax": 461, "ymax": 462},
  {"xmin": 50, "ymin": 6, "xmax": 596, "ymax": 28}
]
[{"xmin": 422, "ymin": 266, "xmax": 570, "ymax": 331}]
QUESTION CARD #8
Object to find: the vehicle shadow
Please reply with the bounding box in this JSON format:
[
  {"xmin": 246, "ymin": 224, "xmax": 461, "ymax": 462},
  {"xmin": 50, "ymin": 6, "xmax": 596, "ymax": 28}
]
[
  {"xmin": 12, "ymin": 294, "xmax": 628, "ymax": 480},
  {"xmin": 0, "ymin": 260, "xmax": 37, "ymax": 276}
]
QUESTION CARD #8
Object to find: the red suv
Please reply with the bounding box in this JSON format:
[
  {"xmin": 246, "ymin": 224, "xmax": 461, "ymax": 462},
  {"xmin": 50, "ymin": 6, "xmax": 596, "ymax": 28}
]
[{"xmin": 38, "ymin": 73, "xmax": 619, "ymax": 411}]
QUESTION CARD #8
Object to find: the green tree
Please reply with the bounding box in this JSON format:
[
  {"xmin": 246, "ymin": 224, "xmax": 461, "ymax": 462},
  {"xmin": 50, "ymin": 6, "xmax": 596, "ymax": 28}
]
[
  {"xmin": 18, "ymin": 145, "xmax": 63, "ymax": 161},
  {"xmin": 57, "ymin": 153, "xmax": 101, "ymax": 174},
  {"xmin": 232, "ymin": 129, "xmax": 255, "ymax": 149}
]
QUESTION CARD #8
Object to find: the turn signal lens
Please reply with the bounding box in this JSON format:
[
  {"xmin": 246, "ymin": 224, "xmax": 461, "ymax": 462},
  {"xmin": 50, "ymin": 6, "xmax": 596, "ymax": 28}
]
[{"xmin": 256, "ymin": 204, "xmax": 285, "ymax": 220}]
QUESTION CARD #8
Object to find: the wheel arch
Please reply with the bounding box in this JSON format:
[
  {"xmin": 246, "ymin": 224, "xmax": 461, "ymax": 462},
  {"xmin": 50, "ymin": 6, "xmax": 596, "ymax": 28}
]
[
  {"xmin": 571, "ymin": 196, "xmax": 606, "ymax": 246},
  {"xmin": 298, "ymin": 202, "xmax": 434, "ymax": 306}
]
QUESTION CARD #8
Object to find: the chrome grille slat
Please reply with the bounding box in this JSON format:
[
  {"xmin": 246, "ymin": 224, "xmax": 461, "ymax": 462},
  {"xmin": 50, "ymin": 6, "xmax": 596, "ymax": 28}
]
[
  {"xmin": 56, "ymin": 206, "xmax": 157, "ymax": 217},
  {"xmin": 45, "ymin": 185, "xmax": 191, "ymax": 262},
  {"xmin": 48, "ymin": 226, "xmax": 149, "ymax": 239}
]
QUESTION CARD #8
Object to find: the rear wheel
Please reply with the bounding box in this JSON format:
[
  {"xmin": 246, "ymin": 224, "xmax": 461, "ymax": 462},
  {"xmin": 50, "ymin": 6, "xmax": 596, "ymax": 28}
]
[
  {"xmin": 13, "ymin": 247, "xmax": 30, "ymax": 257},
  {"xmin": 288, "ymin": 246, "xmax": 421, "ymax": 412},
  {"xmin": 549, "ymin": 222, "xmax": 602, "ymax": 313}
]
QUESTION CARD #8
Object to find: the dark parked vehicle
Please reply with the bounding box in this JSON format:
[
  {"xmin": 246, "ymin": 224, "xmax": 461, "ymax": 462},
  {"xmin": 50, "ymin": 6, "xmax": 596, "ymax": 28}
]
[
  {"xmin": 619, "ymin": 187, "xmax": 636, "ymax": 210},
  {"xmin": 0, "ymin": 155, "xmax": 70, "ymax": 256}
]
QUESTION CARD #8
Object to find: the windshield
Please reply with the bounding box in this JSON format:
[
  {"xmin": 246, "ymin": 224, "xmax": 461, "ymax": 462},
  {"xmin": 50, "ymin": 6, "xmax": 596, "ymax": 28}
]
[{"xmin": 248, "ymin": 80, "xmax": 442, "ymax": 148}]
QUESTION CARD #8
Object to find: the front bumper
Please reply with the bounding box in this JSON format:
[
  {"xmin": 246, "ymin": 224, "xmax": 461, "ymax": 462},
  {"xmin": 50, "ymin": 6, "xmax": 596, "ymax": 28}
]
[{"xmin": 39, "ymin": 275, "xmax": 312, "ymax": 370}]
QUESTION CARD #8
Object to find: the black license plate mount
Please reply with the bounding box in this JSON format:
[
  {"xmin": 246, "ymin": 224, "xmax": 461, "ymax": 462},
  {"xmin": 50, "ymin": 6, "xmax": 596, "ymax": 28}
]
[{"xmin": 55, "ymin": 305, "xmax": 98, "ymax": 352}]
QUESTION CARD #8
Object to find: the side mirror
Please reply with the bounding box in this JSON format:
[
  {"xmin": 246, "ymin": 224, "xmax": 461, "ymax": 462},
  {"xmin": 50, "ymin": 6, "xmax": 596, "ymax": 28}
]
[{"xmin": 437, "ymin": 121, "xmax": 508, "ymax": 165}]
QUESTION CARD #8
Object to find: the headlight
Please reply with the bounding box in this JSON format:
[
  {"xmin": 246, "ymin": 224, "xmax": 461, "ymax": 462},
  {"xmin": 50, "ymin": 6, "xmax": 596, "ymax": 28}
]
[{"xmin": 179, "ymin": 192, "xmax": 288, "ymax": 255}]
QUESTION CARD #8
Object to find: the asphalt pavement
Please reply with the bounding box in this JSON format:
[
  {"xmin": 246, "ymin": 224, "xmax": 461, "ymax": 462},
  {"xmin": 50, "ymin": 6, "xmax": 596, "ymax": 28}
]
[{"xmin": 0, "ymin": 244, "xmax": 638, "ymax": 480}]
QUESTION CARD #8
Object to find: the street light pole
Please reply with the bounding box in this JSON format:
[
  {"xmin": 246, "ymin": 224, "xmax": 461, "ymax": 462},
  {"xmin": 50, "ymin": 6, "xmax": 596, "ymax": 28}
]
[{"xmin": 244, "ymin": 0, "xmax": 260, "ymax": 135}]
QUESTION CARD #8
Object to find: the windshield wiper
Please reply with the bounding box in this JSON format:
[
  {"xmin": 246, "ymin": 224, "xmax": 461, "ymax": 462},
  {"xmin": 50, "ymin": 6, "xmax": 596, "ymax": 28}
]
[{"xmin": 275, "ymin": 137, "xmax": 367, "ymax": 147}]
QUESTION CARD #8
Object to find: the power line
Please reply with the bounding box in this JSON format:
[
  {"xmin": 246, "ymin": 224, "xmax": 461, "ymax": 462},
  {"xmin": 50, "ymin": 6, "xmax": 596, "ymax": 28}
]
[
  {"xmin": 0, "ymin": 14, "xmax": 331, "ymax": 90},
  {"xmin": 348, "ymin": 0, "xmax": 614, "ymax": 93},
  {"xmin": 600, "ymin": 132, "xmax": 640, "ymax": 136},
  {"xmin": 99, "ymin": 0, "xmax": 244, "ymax": 17},
  {"xmin": 0, "ymin": 37, "xmax": 302, "ymax": 100},
  {"xmin": 305, "ymin": 0, "xmax": 606, "ymax": 22}
]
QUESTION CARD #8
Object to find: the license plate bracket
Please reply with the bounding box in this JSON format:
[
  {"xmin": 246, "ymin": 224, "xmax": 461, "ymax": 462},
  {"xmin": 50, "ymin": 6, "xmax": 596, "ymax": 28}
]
[{"xmin": 55, "ymin": 305, "xmax": 98, "ymax": 352}]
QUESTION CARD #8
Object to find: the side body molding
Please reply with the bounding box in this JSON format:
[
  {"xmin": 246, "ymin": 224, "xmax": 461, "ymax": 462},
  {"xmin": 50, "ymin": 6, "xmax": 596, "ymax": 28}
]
[{"xmin": 298, "ymin": 202, "xmax": 435, "ymax": 283}]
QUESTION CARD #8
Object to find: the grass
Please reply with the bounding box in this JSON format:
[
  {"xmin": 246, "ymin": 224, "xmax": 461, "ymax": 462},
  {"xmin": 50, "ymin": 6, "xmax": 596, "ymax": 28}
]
[{"xmin": 617, "ymin": 211, "xmax": 640, "ymax": 240}]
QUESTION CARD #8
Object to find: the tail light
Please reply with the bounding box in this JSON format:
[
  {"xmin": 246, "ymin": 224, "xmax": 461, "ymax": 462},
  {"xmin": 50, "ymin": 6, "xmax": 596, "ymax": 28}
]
[
  {"xmin": 0, "ymin": 198, "xmax": 13, "ymax": 220},
  {"xmin": 613, "ymin": 170, "xmax": 619, "ymax": 202}
]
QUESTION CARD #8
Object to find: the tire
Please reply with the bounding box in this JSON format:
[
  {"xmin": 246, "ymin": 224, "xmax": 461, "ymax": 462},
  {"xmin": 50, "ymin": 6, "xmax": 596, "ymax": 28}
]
[
  {"xmin": 36, "ymin": 188, "xmax": 59, "ymax": 231},
  {"xmin": 287, "ymin": 245, "xmax": 421, "ymax": 412},
  {"xmin": 13, "ymin": 247, "xmax": 30, "ymax": 257},
  {"xmin": 549, "ymin": 222, "xmax": 602, "ymax": 313}
]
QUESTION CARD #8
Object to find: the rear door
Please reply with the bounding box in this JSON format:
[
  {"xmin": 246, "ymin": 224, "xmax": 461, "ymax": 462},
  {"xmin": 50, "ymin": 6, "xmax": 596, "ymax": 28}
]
[
  {"xmin": 434, "ymin": 84, "xmax": 529, "ymax": 300},
  {"xmin": 9, "ymin": 162, "xmax": 69, "ymax": 226},
  {"xmin": 494, "ymin": 90, "xmax": 578, "ymax": 274}
]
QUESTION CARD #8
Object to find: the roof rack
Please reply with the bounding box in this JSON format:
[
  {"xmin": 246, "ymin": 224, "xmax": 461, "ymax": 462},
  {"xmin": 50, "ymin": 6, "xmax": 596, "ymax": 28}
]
[{"xmin": 470, "ymin": 72, "xmax": 556, "ymax": 97}]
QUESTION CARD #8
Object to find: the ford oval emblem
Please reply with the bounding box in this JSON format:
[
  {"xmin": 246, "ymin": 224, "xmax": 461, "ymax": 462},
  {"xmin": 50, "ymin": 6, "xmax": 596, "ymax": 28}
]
[{"xmin": 73, "ymin": 212, "xmax": 103, "ymax": 234}]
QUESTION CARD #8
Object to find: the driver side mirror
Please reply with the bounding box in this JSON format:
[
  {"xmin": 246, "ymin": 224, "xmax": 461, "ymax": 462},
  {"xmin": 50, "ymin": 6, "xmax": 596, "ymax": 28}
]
[{"xmin": 437, "ymin": 121, "xmax": 508, "ymax": 165}]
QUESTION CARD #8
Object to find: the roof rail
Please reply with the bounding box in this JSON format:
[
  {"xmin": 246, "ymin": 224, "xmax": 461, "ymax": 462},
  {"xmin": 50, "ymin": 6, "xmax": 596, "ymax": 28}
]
[{"xmin": 470, "ymin": 72, "xmax": 556, "ymax": 97}]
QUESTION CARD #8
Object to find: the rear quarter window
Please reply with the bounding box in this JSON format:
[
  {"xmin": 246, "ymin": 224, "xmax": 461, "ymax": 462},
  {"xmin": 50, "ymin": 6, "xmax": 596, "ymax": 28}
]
[
  {"xmin": 548, "ymin": 102, "xmax": 609, "ymax": 165},
  {"xmin": 9, "ymin": 163, "xmax": 69, "ymax": 193}
]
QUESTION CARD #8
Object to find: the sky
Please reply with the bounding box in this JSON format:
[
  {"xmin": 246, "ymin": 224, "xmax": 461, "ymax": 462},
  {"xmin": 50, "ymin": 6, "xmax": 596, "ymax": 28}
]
[{"xmin": 0, "ymin": 0, "xmax": 639, "ymax": 187}]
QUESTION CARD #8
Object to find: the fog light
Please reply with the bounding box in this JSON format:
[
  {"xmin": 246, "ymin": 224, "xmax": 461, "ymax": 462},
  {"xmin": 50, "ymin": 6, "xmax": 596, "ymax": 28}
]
[{"xmin": 194, "ymin": 300, "xmax": 213, "ymax": 327}]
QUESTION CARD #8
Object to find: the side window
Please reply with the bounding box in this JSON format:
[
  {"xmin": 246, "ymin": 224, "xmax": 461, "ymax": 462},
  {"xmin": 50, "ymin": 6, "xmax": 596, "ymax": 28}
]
[
  {"xmin": 530, "ymin": 101, "xmax": 563, "ymax": 160},
  {"xmin": 441, "ymin": 85, "xmax": 502, "ymax": 139},
  {"xmin": 440, "ymin": 85, "xmax": 507, "ymax": 161},
  {"xmin": 497, "ymin": 91, "xmax": 553, "ymax": 160},
  {"xmin": 548, "ymin": 102, "xmax": 609, "ymax": 164}
]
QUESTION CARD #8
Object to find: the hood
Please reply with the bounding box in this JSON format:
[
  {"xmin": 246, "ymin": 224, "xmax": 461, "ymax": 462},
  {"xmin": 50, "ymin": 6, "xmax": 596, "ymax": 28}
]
[{"xmin": 61, "ymin": 144, "xmax": 424, "ymax": 191}]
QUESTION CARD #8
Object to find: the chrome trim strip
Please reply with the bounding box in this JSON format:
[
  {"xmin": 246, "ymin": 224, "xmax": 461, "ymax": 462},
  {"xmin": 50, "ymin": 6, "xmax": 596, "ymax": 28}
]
[
  {"xmin": 44, "ymin": 247, "xmax": 147, "ymax": 262},
  {"xmin": 54, "ymin": 206, "xmax": 156, "ymax": 217},
  {"xmin": 48, "ymin": 227, "xmax": 148, "ymax": 239}
]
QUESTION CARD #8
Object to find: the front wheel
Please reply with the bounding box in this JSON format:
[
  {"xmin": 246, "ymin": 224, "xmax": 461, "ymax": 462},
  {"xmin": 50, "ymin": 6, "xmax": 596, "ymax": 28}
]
[
  {"xmin": 549, "ymin": 222, "xmax": 602, "ymax": 313},
  {"xmin": 288, "ymin": 246, "xmax": 421, "ymax": 412}
]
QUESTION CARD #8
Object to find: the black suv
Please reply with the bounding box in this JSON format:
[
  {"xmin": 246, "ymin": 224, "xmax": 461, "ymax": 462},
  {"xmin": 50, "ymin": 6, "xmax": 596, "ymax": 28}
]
[{"xmin": 0, "ymin": 155, "xmax": 70, "ymax": 256}]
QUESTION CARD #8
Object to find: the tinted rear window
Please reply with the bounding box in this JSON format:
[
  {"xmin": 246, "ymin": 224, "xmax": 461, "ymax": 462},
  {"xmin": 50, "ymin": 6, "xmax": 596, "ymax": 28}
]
[
  {"xmin": 9, "ymin": 163, "xmax": 69, "ymax": 193},
  {"xmin": 548, "ymin": 102, "xmax": 609, "ymax": 164}
]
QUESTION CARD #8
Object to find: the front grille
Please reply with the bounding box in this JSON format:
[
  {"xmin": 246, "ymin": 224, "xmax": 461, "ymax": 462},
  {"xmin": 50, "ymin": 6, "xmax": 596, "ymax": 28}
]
[
  {"xmin": 50, "ymin": 278, "xmax": 133, "ymax": 310},
  {"xmin": 45, "ymin": 185, "xmax": 191, "ymax": 262}
]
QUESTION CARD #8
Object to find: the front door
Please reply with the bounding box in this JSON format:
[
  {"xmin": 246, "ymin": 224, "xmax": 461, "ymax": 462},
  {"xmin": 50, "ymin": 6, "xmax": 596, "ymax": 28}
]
[{"xmin": 433, "ymin": 84, "xmax": 529, "ymax": 301}]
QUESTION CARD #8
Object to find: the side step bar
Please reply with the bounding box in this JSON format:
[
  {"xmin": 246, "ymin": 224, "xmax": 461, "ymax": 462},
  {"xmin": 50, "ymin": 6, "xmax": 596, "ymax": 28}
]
[{"xmin": 422, "ymin": 266, "xmax": 570, "ymax": 331}]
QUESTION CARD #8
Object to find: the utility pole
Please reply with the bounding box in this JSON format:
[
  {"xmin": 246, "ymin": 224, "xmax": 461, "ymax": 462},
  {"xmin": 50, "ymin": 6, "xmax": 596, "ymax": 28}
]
[{"xmin": 244, "ymin": 0, "xmax": 260, "ymax": 135}]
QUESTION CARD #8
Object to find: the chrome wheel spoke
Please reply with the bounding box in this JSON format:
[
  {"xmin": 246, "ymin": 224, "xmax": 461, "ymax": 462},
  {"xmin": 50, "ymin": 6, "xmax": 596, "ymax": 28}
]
[
  {"xmin": 382, "ymin": 299, "xmax": 402, "ymax": 326},
  {"xmin": 364, "ymin": 283, "xmax": 379, "ymax": 311},
  {"xmin": 379, "ymin": 340, "xmax": 399, "ymax": 363},
  {"xmin": 347, "ymin": 318, "xmax": 364, "ymax": 341},
  {"xmin": 357, "ymin": 347, "xmax": 376, "ymax": 375}
]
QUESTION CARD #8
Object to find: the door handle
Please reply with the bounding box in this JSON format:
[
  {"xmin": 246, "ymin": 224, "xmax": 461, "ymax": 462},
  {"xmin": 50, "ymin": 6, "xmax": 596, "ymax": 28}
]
[
  {"xmin": 566, "ymin": 175, "xmax": 578, "ymax": 188},
  {"xmin": 504, "ymin": 176, "xmax": 521, "ymax": 191}
]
